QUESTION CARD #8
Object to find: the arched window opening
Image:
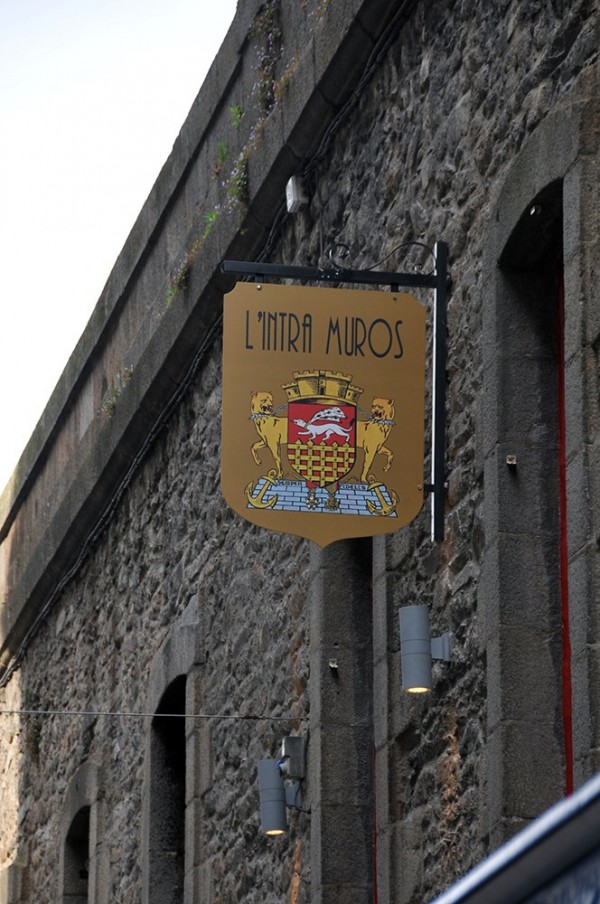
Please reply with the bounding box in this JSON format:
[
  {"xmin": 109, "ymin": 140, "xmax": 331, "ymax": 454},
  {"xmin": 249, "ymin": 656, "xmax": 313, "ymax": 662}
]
[
  {"xmin": 498, "ymin": 181, "xmax": 565, "ymax": 551},
  {"xmin": 486, "ymin": 175, "xmax": 572, "ymax": 828},
  {"xmin": 148, "ymin": 674, "xmax": 186, "ymax": 904},
  {"xmin": 499, "ymin": 182, "xmax": 570, "ymax": 791},
  {"xmin": 482, "ymin": 67, "xmax": 600, "ymax": 837},
  {"xmin": 63, "ymin": 805, "xmax": 90, "ymax": 903}
]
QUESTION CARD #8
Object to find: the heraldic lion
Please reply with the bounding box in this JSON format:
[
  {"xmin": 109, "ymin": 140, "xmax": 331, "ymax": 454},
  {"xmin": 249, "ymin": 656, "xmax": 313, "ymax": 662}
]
[
  {"xmin": 250, "ymin": 391, "xmax": 288, "ymax": 477},
  {"xmin": 356, "ymin": 398, "xmax": 395, "ymax": 483}
]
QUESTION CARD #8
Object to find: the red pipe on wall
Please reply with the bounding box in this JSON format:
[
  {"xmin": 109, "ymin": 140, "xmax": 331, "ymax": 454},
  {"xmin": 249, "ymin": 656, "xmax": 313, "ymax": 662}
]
[{"xmin": 373, "ymin": 742, "xmax": 379, "ymax": 903}]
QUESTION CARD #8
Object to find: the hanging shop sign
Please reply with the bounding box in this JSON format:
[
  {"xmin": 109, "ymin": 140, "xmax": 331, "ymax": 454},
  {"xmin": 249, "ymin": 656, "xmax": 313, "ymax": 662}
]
[{"xmin": 221, "ymin": 281, "xmax": 427, "ymax": 547}]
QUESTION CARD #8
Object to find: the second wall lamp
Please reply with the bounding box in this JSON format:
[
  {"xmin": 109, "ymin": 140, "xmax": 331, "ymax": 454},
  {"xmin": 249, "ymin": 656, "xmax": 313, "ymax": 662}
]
[
  {"xmin": 399, "ymin": 604, "xmax": 452, "ymax": 693},
  {"xmin": 257, "ymin": 736, "xmax": 305, "ymax": 835}
]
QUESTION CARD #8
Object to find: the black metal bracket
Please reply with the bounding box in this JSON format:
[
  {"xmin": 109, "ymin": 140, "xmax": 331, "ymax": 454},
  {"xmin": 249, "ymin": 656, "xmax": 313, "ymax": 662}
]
[
  {"xmin": 221, "ymin": 241, "xmax": 449, "ymax": 542},
  {"xmin": 429, "ymin": 241, "xmax": 448, "ymax": 542},
  {"xmin": 221, "ymin": 258, "xmax": 439, "ymax": 290}
]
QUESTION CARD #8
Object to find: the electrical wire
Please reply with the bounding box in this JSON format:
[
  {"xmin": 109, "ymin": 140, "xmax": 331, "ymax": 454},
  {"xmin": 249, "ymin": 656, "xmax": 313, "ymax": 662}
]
[
  {"xmin": 305, "ymin": 0, "xmax": 419, "ymax": 174},
  {"xmin": 0, "ymin": 708, "xmax": 307, "ymax": 722}
]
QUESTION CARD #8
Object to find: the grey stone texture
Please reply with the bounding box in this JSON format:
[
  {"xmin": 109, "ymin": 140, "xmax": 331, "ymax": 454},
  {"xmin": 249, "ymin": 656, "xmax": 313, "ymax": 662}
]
[{"xmin": 0, "ymin": 0, "xmax": 599, "ymax": 902}]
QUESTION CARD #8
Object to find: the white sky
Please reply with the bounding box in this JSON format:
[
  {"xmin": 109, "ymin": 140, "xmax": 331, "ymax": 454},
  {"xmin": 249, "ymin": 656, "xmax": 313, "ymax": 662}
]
[{"xmin": 0, "ymin": 0, "xmax": 237, "ymax": 493}]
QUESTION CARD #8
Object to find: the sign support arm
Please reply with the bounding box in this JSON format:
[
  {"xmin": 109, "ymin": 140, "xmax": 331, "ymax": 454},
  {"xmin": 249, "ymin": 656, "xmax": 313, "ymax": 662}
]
[{"xmin": 430, "ymin": 241, "xmax": 449, "ymax": 542}]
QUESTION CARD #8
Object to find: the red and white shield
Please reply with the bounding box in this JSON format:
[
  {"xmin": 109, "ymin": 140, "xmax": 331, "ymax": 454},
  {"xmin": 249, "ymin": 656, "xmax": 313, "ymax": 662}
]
[{"xmin": 287, "ymin": 401, "xmax": 356, "ymax": 487}]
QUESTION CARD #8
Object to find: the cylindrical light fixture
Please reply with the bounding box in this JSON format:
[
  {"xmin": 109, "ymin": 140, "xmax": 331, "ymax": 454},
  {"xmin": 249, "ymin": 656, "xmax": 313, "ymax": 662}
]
[
  {"xmin": 257, "ymin": 759, "xmax": 287, "ymax": 835},
  {"xmin": 399, "ymin": 604, "xmax": 433, "ymax": 693}
]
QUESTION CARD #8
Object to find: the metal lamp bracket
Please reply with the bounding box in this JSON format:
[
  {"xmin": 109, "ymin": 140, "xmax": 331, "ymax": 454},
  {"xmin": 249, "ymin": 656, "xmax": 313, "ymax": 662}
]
[
  {"xmin": 431, "ymin": 632, "xmax": 452, "ymax": 662},
  {"xmin": 280, "ymin": 736, "xmax": 306, "ymax": 781}
]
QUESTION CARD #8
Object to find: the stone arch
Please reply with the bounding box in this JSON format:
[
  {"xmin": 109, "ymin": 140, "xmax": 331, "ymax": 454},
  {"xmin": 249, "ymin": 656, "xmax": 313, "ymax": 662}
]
[
  {"xmin": 58, "ymin": 760, "xmax": 105, "ymax": 904},
  {"xmin": 141, "ymin": 603, "xmax": 207, "ymax": 904},
  {"xmin": 481, "ymin": 63, "xmax": 600, "ymax": 848}
]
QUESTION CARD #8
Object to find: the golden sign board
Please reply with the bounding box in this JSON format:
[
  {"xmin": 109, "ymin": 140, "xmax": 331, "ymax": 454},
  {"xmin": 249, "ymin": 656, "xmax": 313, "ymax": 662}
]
[{"xmin": 221, "ymin": 282, "xmax": 426, "ymax": 547}]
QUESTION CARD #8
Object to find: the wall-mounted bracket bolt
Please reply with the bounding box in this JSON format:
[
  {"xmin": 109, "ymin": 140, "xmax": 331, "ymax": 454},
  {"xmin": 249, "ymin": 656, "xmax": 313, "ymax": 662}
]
[{"xmin": 281, "ymin": 736, "xmax": 306, "ymax": 781}]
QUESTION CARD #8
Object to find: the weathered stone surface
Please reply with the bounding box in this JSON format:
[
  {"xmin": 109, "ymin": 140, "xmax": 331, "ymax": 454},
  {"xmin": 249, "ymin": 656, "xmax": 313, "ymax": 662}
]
[{"xmin": 1, "ymin": 0, "xmax": 599, "ymax": 902}]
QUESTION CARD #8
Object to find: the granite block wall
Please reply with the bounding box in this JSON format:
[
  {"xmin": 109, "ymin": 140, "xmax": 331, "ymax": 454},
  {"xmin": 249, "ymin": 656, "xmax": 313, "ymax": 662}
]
[{"xmin": 0, "ymin": 0, "xmax": 598, "ymax": 901}]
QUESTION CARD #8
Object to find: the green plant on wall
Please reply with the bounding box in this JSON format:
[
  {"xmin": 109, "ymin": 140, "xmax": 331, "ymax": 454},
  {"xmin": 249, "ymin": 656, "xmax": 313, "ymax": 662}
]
[
  {"xmin": 101, "ymin": 367, "xmax": 134, "ymax": 417},
  {"xmin": 163, "ymin": 0, "xmax": 348, "ymax": 312},
  {"xmin": 166, "ymin": 258, "xmax": 191, "ymax": 307},
  {"xmin": 203, "ymin": 208, "xmax": 221, "ymax": 237},
  {"xmin": 163, "ymin": 0, "xmax": 318, "ymax": 299},
  {"xmin": 213, "ymin": 140, "xmax": 228, "ymax": 178},
  {"xmin": 250, "ymin": 0, "xmax": 283, "ymax": 114},
  {"xmin": 166, "ymin": 276, "xmax": 184, "ymax": 309},
  {"xmin": 227, "ymin": 153, "xmax": 250, "ymax": 212},
  {"xmin": 229, "ymin": 104, "xmax": 243, "ymax": 126},
  {"xmin": 273, "ymin": 51, "xmax": 298, "ymax": 102},
  {"xmin": 164, "ymin": 207, "xmax": 221, "ymax": 308}
]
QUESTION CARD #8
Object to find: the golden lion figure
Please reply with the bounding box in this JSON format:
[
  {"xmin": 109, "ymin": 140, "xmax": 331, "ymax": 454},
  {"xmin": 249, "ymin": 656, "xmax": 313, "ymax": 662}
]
[
  {"xmin": 356, "ymin": 398, "xmax": 395, "ymax": 483},
  {"xmin": 250, "ymin": 391, "xmax": 288, "ymax": 477}
]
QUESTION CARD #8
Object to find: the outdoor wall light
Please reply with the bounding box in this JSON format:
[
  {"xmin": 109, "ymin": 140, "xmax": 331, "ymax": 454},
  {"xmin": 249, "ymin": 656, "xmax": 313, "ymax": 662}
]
[
  {"xmin": 258, "ymin": 759, "xmax": 288, "ymax": 835},
  {"xmin": 285, "ymin": 175, "xmax": 307, "ymax": 213},
  {"xmin": 257, "ymin": 737, "xmax": 305, "ymax": 836},
  {"xmin": 398, "ymin": 604, "xmax": 452, "ymax": 693}
]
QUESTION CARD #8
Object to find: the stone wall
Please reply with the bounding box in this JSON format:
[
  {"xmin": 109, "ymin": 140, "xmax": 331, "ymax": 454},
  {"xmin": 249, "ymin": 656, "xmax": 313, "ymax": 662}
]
[
  {"xmin": 5, "ymin": 344, "xmax": 310, "ymax": 902},
  {"xmin": 0, "ymin": 0, "xmax": 598, "ymax": 902}
]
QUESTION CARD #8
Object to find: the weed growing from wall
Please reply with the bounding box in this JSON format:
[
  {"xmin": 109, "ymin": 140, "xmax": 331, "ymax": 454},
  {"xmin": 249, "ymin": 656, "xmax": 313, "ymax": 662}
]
[
  {"xmin": 163, "ymin": 0, "xmax": 313, "ymax": 304},
  {"xmin": 250, "ymin": 0, "xmax": 283, "ymax": 115},
  {"xmin": 165, "ymin": 207, "xmax": 223, "ymax": 308},
  {"xmin": 101, "ymin": 367, "xmax": 134, "ymax": 417},
  {"xmin": 203, "ymin": 209, "xmax": 221, "ymax": 237},
  {"xmin": 227, "ymin": 153, "xmax": 250, "ymax": 213},
  {"xmin": 213, "ymin": 140, "xmax": 229, "ymax": 179},
  {"xmin": 229, "ymin": 105, "xmax": 243, "ymax": 126},
  {"xmin": 273, "ymin": 51, "xmax": 299, "ymax": 102}
]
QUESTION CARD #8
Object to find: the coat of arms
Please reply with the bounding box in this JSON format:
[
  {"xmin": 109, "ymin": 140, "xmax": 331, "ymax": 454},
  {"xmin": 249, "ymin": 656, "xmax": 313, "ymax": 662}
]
[
  {"xmin": 246, "ymin": 370, "xmax": 399, "ymax": 519},
  {"xmin": 221, "ymin": 283, "xmax": 426, "ymax": 546}
]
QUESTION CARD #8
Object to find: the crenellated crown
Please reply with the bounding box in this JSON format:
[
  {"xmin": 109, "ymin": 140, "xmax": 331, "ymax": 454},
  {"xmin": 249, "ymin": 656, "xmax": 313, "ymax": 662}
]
[{"xmin": 282, "ymin": 369, "xmax": 363, "ymax": 405}]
